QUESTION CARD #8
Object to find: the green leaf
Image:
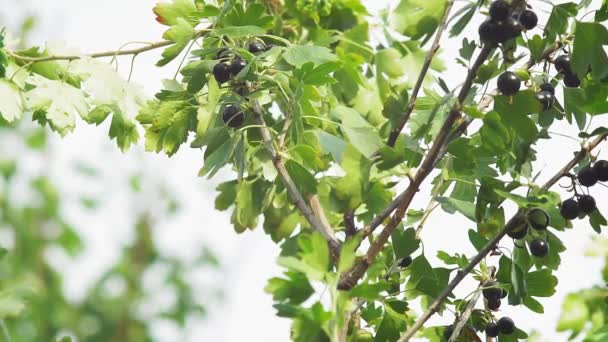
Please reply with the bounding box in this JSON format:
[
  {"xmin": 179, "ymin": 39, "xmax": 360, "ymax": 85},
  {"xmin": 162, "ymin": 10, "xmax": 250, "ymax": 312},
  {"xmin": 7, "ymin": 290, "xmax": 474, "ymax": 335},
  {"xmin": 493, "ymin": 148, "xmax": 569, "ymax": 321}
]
[
  {"xmin": 265, "ymin": 271, "xmax": 314, "ymax": 305},
  {"xmin": 158, "ymin": 18, "xmax": 196, "ymax": 66},
  {"xmin": 526, "ymin": 269, "xmax": 558, "ymax": 297},
  {"xmin": 198, "ymin": 135, "xmax": 238, "ymax": 178},
  {"xmin": 376, "ymin": 48, "xmax": 406, "ymax": 78},
  {"xmin": 334, "ymin": 106, "xmax": 383, "ymax": 158},
  {"xmin": 283, "ymin": 45, "xmax": 337, "ymax": 67},
  {"xmin": 350, "ymin": 282, "xmax": 390, "ymax": 300},
  {"xmin": 298, "ymin": 232, "xmax": 330, "ymax": 277},
  {"xmin": 493, "ymin": 90, "xmax": 540, "ymax": 142},
  {"xmin": 0, "ymin": 80, "xmax": 24, "ymax": 122},
  {"xmin": 284, "ymin": 160, "xmax": 318, "ymax": 196},
  {"xmin": 153, "ymin": 0, "xmax": 199, "ymax": 26},
  {"xmin": 436, "ymin": 197, "xmax": 476, "ymax": 222},
  {"xmin": 557, "ymin": 294, "xmax": 588, "ymax": 334},
  {"xmin": 544, "ymin": 3, "xmax": 578, "ymax": 39},
  {"xmin": 338, "ymin": 236, "xmax": 361, "ymax": 273},
  {"xmin": 214, "ymin": 25, "xmax": 266, "ymax": 38},
  {"xmin": 391, "ymin": 227, "xmax": 421, "ymax": 259},
  {"xmin": 572, "ymin": 21, "xmax": 608, "ymax": 80},
  {"xmin": 468, "ymin": 229, "xmax": 489, "ymax": 251},
  {"xmin": 390, "ymin": 0, "xmax": 448, "ymax": 39}
]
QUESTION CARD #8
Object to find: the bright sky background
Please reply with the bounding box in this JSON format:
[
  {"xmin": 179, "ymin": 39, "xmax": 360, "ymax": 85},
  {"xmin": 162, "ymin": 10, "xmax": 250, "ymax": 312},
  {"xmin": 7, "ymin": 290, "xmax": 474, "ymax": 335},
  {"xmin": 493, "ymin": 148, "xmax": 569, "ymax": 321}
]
[{"xmin": 1, "ymin": 0, "xmax": 606, "ymax": 341}]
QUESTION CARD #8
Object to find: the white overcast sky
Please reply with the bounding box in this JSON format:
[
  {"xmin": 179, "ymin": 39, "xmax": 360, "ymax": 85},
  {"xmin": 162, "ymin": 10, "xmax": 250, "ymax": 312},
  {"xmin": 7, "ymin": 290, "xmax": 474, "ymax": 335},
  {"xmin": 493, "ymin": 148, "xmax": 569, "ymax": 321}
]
[{"xmin": 1, "ymin": 0, "xmax": 606, "ymax": 341}]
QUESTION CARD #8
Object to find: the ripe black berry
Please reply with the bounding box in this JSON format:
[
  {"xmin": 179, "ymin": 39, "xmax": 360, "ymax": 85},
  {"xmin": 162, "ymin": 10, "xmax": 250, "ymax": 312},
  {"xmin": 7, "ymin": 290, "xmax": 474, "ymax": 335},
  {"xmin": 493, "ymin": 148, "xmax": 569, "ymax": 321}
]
[
  {"xmin": 399, "ymin": 256, "xmax": 412, "ymax": 268},
  {"xmin": 230, "ymin": 58, "xmax": 247, "ymax": 76},
  {"xmin": 485, "ymin": 322, "xmax": 500, "ymax": 338},
  {"xmin": 497, "ymin": 71, "xmax": 521, "ymax": 96},
  {"xmin": 594, "ymin": 160, "xmax": 608, "ymax": 182},
  {"xmin": 504, "ymin": 17, "xmax": 523, "ymax": 38},
  {"xmin": 487, "ymin": 298, "xmax": 501, "ymax": 311},
  {"xmin": 249, "ymin": 42, "xmax": 266, "ymax": 53},
  {"xmin": 223, "ymin": 105, "xmax": 244, "ymax": 128},
  {"xmin": 560, "ymin": 198, "xmax": 580, "ymax": 220},
  {"xmin": 535, "ymin": 91, "xmax": 554, "ymax": 112},
  {"xmin": 497, "ymin": 317, "xmax": 515, "ymax": 335},
  {"xmin": 564, "ymin": 71, "xmax": 581, "ymax": 88},
  {"xmin": 479, "ymin": 20, "xmax": 501, "ymax": 45},
  {"xmin": 529, "ymin": 239, "xmax": 549, "ymax": 257},
  {"xmin": 578, "ymin": 195, "xmax": 596, "ymax": 214},
  {"xmin": 554, "ymin": 55, "xmax": 572, "ymax": 74},
  {"xmin": 539, "ymin": 82, "xmax": 555, "ymax": 94},
  {"xmin": 490, "ymin": 0, "xmax": 511, "ymax": 21},
  {"xmin": 507, "ymin": 222, "xmax": 528, "ymax": 239},
  {"xmin": 578, "ymin": 165, "xmax": 598, "ymax": 187},
  {"xmin": 482, "ymin": 281, "xmax": 503, "ymax": 300},
  {"xmin": 520, "ymin": 10, "xmax": 538, "ymax": 30},
  {"xmin": 213, "ymin": 62, "xmax": 231, "ymax": 84},
  {"xmin": 443, "ymin": 325, "xmax": 454, "ymax": 341},
  {"xmin": 527, "ymin": 208, "xmax": 549, "ymax": 231}
]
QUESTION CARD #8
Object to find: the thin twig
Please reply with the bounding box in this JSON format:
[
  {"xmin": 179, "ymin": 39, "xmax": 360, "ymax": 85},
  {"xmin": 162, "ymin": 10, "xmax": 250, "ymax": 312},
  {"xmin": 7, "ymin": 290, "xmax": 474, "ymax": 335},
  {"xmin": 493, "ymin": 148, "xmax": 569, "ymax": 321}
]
[
  {"xmin": 387, "ymin": 0, "xmax": 455, "ymax": 147},
  {"xmin": 252, "ymin": 100, "xmax": 341, "ymax": 258},
  {"xmin": 448, "ymin": 283, "xmax": 483, "ymax": 342},
  {"xmin": 344, "ymin": 211, "xmax": 357, "ymax": 237},
  {"xmin": 398, "ymin": 133, "xmax": 607, "ymax": 341}
]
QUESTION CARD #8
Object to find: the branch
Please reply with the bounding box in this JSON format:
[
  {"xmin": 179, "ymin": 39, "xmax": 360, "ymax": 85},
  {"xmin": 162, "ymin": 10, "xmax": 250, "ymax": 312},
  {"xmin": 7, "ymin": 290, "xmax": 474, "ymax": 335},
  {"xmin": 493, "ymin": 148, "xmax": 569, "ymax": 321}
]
[
  {"xmin": 344, "ymin": 211, "xmax": 358, "ymax": 237},
  {"xmin": 338, "ymin": 44, "xmax": 495, "ymax": 290},
  {"xmin": 447, "ymin": 283, "xmax": 484, "ymax": 342},
  {"xmin": 398, "ymin": 133, "xmax": 608, "ymax": 341},
  {"xmin": 252, "ymin": 100, "xmax": 341, "ymax": 257},
  {"xmin": 386, "ymin": 0, "xmax": 455, "ymax": 147},
  {"xmin": 7, "ymin": 29, "xmax": 211, "ymax": 63}
]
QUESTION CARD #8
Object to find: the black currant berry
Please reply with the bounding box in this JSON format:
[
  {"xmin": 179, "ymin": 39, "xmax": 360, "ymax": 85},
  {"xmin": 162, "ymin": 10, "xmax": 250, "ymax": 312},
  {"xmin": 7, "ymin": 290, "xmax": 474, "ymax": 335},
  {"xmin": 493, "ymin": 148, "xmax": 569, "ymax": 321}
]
[
  {"xmin": 527, "ymin": 208, "xmax": 550, "ymax": 231},
  {"xmin": 490, "ymin": 0, "xmax": 511, "ymax": 21},
  {"xmin": 540, "ymin": 82, "xmax": 555, "ymax": 94},
  {"xmin": 578, "ymin": 165, "xmax": 598, "ymax": 187},
  {"xmin": 504, "ymin": 17, "xmax": 523, "ymax": 38},
  {"xmin": 479, "ymin": 20, "xmax": 501, "ymax": 45},
  {"xmin": 213, "ymin": 62, "xmax": 231, "ymax": 84},
  {"xmin": 497, "ymin": 317, "xmax": 515, "ymax": 335},
  {"xmin": 564, "ymin": 71, "xmax": 581, "ymax": 88},
  {"xmin": 578, "ymin": 195, "xmax": 596, "ymax": 214},
  {"xmin": 507, "ymin": 223, "xmax": 528, "ymax": 239},
  {"xmin": 487, "ymin": 298, "xmax": 501, "ymax": 311},
  {"xmin": 482, "ymin": 281, "xmax": 503, "ymax": 300},
  {"xmin": 485, "ymin": 322, "xmax": 500, "ymax": 338},
  {"xmin": 443, "ymin": 325, "xmax": 454, "ymax": 341},
  {"xmin": 399, "ymin": 256, "xmax": 412, "ymax": 268},
  {"xmin": 594, "ymin": 160, "xmax": 608, "ymax": 182},
  {"xmin": 497, "ymin": 71, "xmax": 521, "ymax": 96},
  {"xmin": 520, "ymin": 10, "xmax": 538, "ymax": 30},
  {"xmin": 535, "ymin": 91, "xmax": 554, "ymax": 112},
  {"xmin": 223, "ymin": 105, "xmax": 244, "ymax": 128},
  {"xmin": 249, "ymin": 42, "xmax": 266, "ymax": 53},
  {"xmin": 554, "ymin": 55, "xmax": 572, "ymax": 74},
  {"xmin": 230, "ymin": 58, "xmax": 247, "ymax": 76},
  {"xmin": 529, "ymin": 239, "xmax": 549, "ymax": 257},
  {"xmin": 560, "ymin": 198, "xmax": 580, "ymax": 220}
]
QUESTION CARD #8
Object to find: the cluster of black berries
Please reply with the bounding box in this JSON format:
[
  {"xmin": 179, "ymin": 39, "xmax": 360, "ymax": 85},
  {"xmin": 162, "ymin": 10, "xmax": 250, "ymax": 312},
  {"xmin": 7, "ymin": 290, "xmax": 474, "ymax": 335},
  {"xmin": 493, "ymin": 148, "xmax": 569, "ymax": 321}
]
[
  {"xmin": 212, "ymin": 41, "xmax": 272, "ymax": 128},
  {"xmin": 485, "ymin": 317, "xmax": 516, "ymax": 338},
  {"xmin": 482, "ymin": 281, "xmax": 508, "ymax": 311},
  {"xmin": 506, "ymin": 208, "xmax": 550, "ymax": 257},
  {"xmin": 554, "ymin": 54, "xmax": 581, "ymax": 88},
  {"xmin": 560, "ymin": 160, "xmax": 608, "ymax": 220},
  {"xmin": 479, "ymin": 0, "xmax": 537, "ymax": 45}
]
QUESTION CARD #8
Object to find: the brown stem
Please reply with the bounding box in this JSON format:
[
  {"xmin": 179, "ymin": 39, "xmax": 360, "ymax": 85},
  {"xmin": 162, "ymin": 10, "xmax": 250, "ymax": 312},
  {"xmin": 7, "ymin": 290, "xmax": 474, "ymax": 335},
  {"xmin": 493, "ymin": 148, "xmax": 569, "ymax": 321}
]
[
  {"xmin": 448, "ymin": 283, "xmax": 484, "ymax": 342},
  {"xmin": 386, "ymin": 0, "xmax": 455, "ymax": 147},
  {"xmin": 338, "ymin": 45, "xmax": 495, "ymax": 290},
  {"xmin": 398, "ymin": 133, "xmax": 607, "ymax": 341},
  {"xmin": 344, "ymin": 211, "xmax": 357, "ymax": 237}
]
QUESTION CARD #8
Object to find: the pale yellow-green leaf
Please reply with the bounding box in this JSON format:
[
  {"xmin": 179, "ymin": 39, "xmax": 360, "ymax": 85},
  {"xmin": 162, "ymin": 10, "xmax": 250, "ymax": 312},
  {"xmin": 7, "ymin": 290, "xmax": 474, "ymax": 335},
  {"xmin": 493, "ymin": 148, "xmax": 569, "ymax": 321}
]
[{"xmin": 0, "ymin": 80, "xmax": 24, "ymax": 122}]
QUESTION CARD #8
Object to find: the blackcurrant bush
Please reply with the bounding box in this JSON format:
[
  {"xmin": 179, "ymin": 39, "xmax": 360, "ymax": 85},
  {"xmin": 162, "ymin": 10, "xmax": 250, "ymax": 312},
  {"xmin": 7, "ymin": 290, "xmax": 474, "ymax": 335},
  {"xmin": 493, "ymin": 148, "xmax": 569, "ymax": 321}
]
[
  {"xmin": 497, "ymin": 71, "xmax": 521, "ymax": 96},
  {"xmin": 485, "ymin": 322, "xmax": 500, "ymax": 338},
  {"xmin": 213, "ymin": 62, "xmax": 231, "ymax": 84},
  {"xmin": 507, "ymin": 222, "xmax": 528, "ymax": 239},
  {"xmin": 594, "ymin": 160, "xmax": 608, "ymax": 182},
  {"xmin": 443, "ymin": 325, "xmax": 454, "ymax": 341},
  {"xmin": 482, "ymin": 281, "xmax": 503, "ymax": 300},
  {"xmin": 529, "ymin": 239, "xmax": 549, "ymax": 257},
  {"xmin": 578, "ymin": 165, "xmax": 598, "ymax": 187},
  {"xmin": 520, "ymin": 10, "xmax": 538, "ymax": 30},
  {"xmin": 527, "ymin": 208, "xmax": 549, "ymax": 231},
  {"xmin": 564, "ymin": 71, "xmax": 581, "ymax": 88},
  {"xmin": 479, "ymin": 20, "xmax": 501, "ymax": 45},
  {"xmin": 554, "ymin": 55, "xmax": 572, "ymax": 74},
  {"xmin": 578, "ymin": 195, "xmax": 597, "ymax": 214},
  {"xmin": 399, "ymin": 256, "xmax": 412, "ymax": 268},
  {"xmin": 230, "ymin": 58, "xmax": 247, "ymax": 76},
  {"xmin": 490, "ymin": 0, "xmax": 511, "ymax": 21},
  {"xmin": 487, "ymin": 298, "xmax": 501, "ymax": 311},
  {"xmin": 539, "ymin": 82, "xmax": 555, "ymax": 94},
  {"xmin": 560, "ymin": 198, "xmax": 580, "ymax": 220},
  {"xmin": 249, "ymin": 42, "xmax": 266, "ymax": 53},
  {"xmin": 497, "ymin": 317, "xmax": 515, "ymax": 335},
  {"xmin": 535, "ymin": 91, "xmax": 554, "ymax": 112},
  {"xmin": 223, "ymin": 105, "xmax": 244, "ymax": 128}
]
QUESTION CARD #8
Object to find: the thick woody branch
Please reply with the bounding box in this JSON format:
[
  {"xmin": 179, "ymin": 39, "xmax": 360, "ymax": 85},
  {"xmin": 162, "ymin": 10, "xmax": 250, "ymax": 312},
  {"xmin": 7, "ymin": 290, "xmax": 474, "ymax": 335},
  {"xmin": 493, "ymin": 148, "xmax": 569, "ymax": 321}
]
[
  {"xmin": 386, "ymin": 0, "xmax": 454, "ymax": 147},
  {"xmin": 398, "ymin": 133, "xmax": 607, "ymax": 341},
  {"xmin": 252, "ymin": 101, "xmax": 340, "ymax": 257},
  {"xmin": 338, "ymin": 44, "xmax": 495, "ymax": 290}
]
